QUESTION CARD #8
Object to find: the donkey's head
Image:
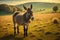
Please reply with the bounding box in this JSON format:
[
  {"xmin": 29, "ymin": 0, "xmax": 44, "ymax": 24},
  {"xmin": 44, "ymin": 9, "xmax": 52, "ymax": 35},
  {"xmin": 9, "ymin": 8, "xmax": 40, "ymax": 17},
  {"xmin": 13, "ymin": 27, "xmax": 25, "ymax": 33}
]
[{"xmin": 23, "ymin": 4, "xmax": 34, "ymax": 21}]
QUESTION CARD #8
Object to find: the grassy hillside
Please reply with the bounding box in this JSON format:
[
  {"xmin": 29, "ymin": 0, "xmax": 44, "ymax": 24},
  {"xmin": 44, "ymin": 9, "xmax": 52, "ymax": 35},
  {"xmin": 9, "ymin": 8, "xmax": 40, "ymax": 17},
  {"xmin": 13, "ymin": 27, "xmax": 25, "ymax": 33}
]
[
  {"xmin": 0, "ymin": 4, "xmax": 21, "ymax": 15},
  {"xmin": 16, "ymin": 2, "xmax": 60, "ymax": 12},
  {"xmin": 0, "ymin": 2, "xmax": 60, "ymax": 15}
]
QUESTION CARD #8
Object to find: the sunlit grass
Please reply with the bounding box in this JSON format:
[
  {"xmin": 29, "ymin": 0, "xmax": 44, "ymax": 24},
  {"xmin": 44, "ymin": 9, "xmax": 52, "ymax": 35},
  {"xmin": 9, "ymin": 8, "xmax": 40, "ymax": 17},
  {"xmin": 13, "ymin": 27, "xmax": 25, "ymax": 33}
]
[{"xmin": 0, "ymin": 13, "xmax": 60, "ymax": 40}]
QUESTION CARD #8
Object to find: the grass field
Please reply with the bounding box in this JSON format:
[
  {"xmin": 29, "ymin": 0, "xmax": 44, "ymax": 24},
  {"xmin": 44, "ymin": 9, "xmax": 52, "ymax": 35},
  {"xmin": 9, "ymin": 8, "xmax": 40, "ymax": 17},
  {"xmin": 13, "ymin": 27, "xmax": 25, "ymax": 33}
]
[{"xmin": 0, "ymin": 13, "xmax": 60, "ymax": 40}]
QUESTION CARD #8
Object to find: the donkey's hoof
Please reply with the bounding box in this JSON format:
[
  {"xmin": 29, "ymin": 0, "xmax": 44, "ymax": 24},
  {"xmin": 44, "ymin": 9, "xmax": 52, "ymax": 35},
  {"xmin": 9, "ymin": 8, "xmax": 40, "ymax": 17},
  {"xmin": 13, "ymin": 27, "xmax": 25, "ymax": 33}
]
[
  {"xmin": 23, "ymin": 36, "xmax": 27, "ymax": 38},
  {"xmin": 17, "ymin": 32, "xmax": 19, "ymax": 34},
  {"xmin": 23, "ymin": 35, "xmax": 28, "ymax": 38}
]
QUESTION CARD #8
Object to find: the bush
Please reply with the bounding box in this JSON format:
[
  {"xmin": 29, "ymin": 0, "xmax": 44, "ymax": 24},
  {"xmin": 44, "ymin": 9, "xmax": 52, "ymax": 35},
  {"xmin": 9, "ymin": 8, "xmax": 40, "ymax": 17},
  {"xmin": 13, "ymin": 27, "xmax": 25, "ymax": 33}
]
[
  {"xmin": 53, "ymin": 6, "xmax": 58, "ymax": 12},
  {"xmin": 53, "ymin": 19, "xmax": 59, "ymax": 24}
]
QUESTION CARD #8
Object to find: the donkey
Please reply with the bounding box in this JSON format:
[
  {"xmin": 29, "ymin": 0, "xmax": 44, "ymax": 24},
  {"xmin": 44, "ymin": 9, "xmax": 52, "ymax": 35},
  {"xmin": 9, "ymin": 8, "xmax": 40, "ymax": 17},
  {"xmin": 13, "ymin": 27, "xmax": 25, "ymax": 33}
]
[{"xmin": 13, "ymin": 4, "xmax": 34, "ymax": 37}]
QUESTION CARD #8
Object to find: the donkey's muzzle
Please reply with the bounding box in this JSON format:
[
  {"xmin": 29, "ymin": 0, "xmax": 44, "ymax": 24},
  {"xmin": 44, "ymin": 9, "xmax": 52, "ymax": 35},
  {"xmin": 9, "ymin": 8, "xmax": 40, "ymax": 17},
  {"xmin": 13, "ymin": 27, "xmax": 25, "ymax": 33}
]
[{"xmin": 31, "ymin": 16, "xmax": 34, "ymax": 21}]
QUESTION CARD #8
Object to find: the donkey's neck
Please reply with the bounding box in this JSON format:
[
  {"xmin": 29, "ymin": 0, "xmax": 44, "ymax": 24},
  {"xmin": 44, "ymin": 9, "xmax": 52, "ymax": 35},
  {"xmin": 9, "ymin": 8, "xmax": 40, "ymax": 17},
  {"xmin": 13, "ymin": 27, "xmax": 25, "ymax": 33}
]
[{"xmin": 23, "ymin": 13, "xmax": 30, "ymax": 23}]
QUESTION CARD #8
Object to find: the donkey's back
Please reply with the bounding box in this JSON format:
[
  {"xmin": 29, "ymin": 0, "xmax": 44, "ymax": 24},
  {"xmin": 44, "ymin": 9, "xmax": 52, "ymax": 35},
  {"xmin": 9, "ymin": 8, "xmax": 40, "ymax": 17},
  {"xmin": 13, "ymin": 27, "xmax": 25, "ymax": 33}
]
[{"xmin": 13, "ymin": 11, "xmax": 25, "ymax": 25}]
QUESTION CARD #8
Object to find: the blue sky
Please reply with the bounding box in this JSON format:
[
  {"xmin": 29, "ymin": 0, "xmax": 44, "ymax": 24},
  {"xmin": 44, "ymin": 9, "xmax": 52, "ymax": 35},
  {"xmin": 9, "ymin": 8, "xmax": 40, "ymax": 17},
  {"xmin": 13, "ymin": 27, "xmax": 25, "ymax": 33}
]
[{"xmin": 0, "ymin": 0, "xmax": 60, "ymax": 5}]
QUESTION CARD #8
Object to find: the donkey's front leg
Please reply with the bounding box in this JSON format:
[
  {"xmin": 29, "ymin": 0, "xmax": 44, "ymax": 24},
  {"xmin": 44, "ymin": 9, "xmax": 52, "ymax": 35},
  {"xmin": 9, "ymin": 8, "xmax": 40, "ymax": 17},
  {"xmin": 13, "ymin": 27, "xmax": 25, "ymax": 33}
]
[
  {"xmin": 25, "ymin": 25, "xmax": 28, "ymax": 36},
  {"xmin": 24, "ymin": 25, "xmax": 28, "ymax": 37}
]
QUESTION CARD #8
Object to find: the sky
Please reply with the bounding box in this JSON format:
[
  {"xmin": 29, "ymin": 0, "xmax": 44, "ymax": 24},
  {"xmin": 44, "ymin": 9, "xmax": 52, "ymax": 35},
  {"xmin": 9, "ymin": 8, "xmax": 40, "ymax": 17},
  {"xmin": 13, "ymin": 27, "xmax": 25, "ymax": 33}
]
[{"xmin": 0, "ymin": 0, "xmax": 60, "ymax": 5}]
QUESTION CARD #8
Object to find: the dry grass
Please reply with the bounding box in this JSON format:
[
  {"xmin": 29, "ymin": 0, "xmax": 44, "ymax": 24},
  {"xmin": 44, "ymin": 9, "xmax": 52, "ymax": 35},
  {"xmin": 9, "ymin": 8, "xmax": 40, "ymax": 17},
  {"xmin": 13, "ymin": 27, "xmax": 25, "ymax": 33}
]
[{"xmin": 0, "ymin": 13, "xmax": 60, "ymax": 40}]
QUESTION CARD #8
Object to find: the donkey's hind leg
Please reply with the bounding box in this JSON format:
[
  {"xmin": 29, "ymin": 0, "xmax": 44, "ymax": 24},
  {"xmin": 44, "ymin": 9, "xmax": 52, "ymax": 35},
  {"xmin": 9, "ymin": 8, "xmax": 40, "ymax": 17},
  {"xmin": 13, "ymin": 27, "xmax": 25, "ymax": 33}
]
[
  {"xmin": 17, "ymin": 25, "xmax": 19, "ymax": 34},
  {"xmin": 14, "ymin": 23, "xmax": 16, "ymax": 37}
]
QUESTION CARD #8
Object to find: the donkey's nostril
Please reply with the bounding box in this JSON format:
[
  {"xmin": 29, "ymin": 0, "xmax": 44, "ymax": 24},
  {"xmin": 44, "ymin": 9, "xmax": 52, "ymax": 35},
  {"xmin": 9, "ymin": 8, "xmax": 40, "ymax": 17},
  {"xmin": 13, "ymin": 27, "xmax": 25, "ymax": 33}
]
[{"xmin": 31, "ymin": 17, "xmax": 34, "ymax": 20}]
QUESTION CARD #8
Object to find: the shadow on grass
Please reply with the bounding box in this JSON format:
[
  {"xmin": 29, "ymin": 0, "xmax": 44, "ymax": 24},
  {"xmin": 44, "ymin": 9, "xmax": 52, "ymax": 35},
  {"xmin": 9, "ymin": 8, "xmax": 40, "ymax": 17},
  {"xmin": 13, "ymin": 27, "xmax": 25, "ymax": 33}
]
[
  {"xmin": 0, "ymin": 34, "xmax": 23, "ymax": 40},
  {"xmin": 55, "ymin": 36, "xmax": 60, "ymax": 40}
]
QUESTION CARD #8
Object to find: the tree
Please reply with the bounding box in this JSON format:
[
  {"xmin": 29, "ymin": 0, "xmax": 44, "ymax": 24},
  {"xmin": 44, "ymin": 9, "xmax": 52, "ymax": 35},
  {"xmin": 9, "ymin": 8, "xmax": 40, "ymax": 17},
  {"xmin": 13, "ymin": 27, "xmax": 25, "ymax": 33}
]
[{"xmin": 53, "ymin": 6, "xmax": 58, "ymax": 12}]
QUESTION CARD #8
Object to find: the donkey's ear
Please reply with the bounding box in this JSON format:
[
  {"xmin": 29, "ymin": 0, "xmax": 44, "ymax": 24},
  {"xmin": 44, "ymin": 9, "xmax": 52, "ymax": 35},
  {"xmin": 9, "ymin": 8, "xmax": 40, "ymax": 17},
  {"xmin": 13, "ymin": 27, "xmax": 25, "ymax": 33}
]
[
  {"xmin": 30, "ymin": 4, "xmax": 32, "ymax": 9},
  {"xmin": 23, "ymin": 5, "xmax": 27, "ymax": 10}
]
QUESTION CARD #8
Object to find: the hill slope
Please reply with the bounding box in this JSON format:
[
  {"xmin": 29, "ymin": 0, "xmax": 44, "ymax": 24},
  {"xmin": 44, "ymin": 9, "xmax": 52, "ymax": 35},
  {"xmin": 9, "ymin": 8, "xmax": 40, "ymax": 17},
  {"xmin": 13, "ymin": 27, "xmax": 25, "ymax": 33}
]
[
  {"xmin": 0, "ymin": 4, "xmax": 21, "ymax": 15},
  {"xmin": 16, "ymin": 2, "xmax": 60, "ymax": 12}
]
